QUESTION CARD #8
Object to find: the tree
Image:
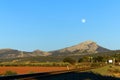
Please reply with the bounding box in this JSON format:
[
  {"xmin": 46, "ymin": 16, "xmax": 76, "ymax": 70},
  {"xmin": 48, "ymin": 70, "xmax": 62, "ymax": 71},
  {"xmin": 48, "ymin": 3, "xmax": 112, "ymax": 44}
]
[
  {"xmin": 63, "ymin": 57, "xmax": 76, "ymax": 65},
  {"xmin": 93, "ymin": 56, "xmax": 104, "ymax": 62},
  {"xmin": 78, "ymin": 58, "xmax": 83, "ymax": 63}
]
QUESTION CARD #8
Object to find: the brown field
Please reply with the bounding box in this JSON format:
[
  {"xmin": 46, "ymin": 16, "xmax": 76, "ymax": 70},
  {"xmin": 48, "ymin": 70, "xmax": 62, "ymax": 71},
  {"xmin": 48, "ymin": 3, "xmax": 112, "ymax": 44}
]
[{"xmin": 0, "ymin": 66, "xmax": 67, "ymax": 75}]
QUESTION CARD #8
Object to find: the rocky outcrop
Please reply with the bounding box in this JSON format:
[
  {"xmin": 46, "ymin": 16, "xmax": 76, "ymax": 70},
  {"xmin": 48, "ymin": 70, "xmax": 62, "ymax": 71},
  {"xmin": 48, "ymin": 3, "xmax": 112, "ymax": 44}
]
[{"xmin": 51, "ymin": 40, "xmax": 110, "ymax": 56}]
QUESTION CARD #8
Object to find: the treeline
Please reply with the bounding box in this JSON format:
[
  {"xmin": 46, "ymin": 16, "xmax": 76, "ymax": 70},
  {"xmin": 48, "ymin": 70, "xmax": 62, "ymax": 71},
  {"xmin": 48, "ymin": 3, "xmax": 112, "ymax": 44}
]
[
  {"xmin": 63, "ymin": 53, "xmax": 120, "ymax": 64},
  {"xmin": 0, "ymin": 56, "xmax": 65, "ymax": 62},
  {"xmin": 0, "ymin": 50, "xmax": 120, "ymax": 65},
  {"xmin": 0, "ymin": 62, "xmax": 69, "ymax": 67}
]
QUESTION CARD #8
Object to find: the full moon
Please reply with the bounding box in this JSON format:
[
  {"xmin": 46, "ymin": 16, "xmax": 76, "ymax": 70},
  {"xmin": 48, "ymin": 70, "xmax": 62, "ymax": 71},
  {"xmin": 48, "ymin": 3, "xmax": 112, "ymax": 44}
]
[{"xmin": 81, "ymin": 19, "xmax": 86, "ymax": 23}]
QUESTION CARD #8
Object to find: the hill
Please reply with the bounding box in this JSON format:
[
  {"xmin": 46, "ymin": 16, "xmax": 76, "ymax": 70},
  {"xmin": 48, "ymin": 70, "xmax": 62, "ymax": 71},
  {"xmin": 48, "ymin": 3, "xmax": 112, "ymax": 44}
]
[
  {"xmin": 50, "ymin": 41, "xmax": 110, "ymax": 56},
  {"xmin": 0, "ymin": 40, "xmax": 112, "ymax": 59},
  {"xmin": 0, "ymin": 49, "xmax": 51, "ymax": 59}
]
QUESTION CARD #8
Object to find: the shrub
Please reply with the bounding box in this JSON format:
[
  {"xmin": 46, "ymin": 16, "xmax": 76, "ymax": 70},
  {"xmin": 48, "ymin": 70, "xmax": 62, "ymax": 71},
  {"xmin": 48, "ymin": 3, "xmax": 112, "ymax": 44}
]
[
  {"xmin": 90, "ymin": 63, "xmax": 100, "ymax": 67},
  {"xmin": 78, "ymin": 58, "xmax": 83, "ymax": 63},
  {"xmin": 28, "ymin": 71, "xmax": 35, "ymax": 74},
  {"xmin": 4, "ymin": 70, "xmax": 17, "ymax": 76},
  {"xmin": 63, "ymin": 57, "xmax": 76, "ymax": 65},
  {"xmin": 108, "ymin": 68, "xmax": 120, "ymax": 73}
]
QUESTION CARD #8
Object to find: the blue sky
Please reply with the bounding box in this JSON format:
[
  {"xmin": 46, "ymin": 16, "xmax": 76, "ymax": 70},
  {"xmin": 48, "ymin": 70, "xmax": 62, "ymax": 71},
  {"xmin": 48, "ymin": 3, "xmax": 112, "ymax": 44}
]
[{"xmin": 0, "ymin": 0, "xmax": 120, "ymax": 51}]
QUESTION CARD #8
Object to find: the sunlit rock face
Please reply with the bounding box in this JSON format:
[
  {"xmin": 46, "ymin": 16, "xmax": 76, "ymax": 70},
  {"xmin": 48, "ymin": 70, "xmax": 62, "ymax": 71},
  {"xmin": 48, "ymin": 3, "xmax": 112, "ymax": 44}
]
[{"xmin": 51, "ymin": 40, "xmax": 110, "ymax": 56}]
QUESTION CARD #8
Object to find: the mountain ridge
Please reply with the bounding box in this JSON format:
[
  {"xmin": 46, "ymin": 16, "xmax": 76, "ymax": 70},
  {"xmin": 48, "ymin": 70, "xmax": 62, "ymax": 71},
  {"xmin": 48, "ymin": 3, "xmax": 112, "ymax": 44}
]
[
  {"xmin": 50, "ymin": 40, "xmax": 110, "ymax": 56},
  {"xmin": 0, "ymin": 49, "xmax": 51, "ymax": 59},
  {"xmin": 0, "ymin": 40, "xmax": 111, "ymax": 58}
]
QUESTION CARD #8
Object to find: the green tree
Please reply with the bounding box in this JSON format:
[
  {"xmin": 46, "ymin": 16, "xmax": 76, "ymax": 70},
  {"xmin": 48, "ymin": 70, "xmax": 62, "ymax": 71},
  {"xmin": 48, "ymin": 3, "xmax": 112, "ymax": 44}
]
[
  {"xmin": 93, "ymin": 56, "xmax": 104, "ymax": 62},
  {"xmin": 63, "ymin": 57, "xmax": 76, "ymax": 65},
  {"xmin": 78, "ymin": 58, "xmax": 83, "ymax": 63}
]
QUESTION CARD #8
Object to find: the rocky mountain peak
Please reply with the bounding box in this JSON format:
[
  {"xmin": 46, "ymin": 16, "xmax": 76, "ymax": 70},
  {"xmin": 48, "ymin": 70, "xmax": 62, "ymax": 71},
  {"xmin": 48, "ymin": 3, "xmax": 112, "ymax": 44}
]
[
  {"xmin": 51, "ymin": 40, "xmax": 110, "ymax": 56},
  {"xmin": 33, "ymin": 49, "xmax": 51, "ymax": 56},
  {"xmin": 80, "ymin": 40, "xmax": 96, "ymax": 44},
  {"xmin": 64, "ymin": 40, "xmax": 98, "ymax": 52},
  {"xmin": 33, "ymin": 49, "xmax": 43, "ymax": 53}
]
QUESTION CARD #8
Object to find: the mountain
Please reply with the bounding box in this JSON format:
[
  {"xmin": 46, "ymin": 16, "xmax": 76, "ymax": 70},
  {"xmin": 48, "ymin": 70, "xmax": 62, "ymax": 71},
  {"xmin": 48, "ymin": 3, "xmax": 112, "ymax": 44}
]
[
  {"xmin": 0, "ymin": 40, "xmax": 111, "ymax": 58},
  {"xmin": 33, "ymin": 49, "xmax": 51, "ymax": 56},
  {"xmin": 0, "ymin": 49, "xmax": 51, "ymax": 59},
  {"xmin": 50, "ymin": 41, "xmax": 110, "ymax": 56}
]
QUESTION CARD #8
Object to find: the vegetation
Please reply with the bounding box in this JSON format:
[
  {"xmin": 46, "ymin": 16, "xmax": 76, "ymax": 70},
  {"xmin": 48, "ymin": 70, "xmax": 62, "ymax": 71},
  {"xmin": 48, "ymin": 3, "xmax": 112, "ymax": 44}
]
[
  {"xmin": 90, "ymin": 65, "xmax": 120, "ymax": 77},
  {"xmin": 28, "ymin": 71, "xmax": 35, "ymax": 74},
  {"xmin": 4, "ymin": 70, "xmax": 17, "ymax": 76},
  {"xmin": 63, "ymin": 57, "xmax": 76, "ymax": 65},
  {"xmin": 0, "ymin": 52, "xmax": 120, "ymax": 67},
  {"xmin": 0, "ymin": 62, "xmax": 69, "ymax": 67},
  {"xmin": 0, "ymin": 50, "xmax": 120, "ymax": 67}
]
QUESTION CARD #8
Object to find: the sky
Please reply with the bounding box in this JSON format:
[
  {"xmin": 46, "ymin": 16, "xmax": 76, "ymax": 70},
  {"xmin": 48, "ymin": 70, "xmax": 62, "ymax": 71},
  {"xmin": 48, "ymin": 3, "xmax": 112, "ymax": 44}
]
[{"xmin": 0, "ymin": 0, "xmax": 120, "ymax": 51}]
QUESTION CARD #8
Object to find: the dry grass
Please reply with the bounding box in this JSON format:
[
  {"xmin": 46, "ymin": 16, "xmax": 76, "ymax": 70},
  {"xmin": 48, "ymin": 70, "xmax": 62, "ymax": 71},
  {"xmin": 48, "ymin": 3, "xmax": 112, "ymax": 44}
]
[{"xmin": 90, "ymin": 65, "xmax": 120, "ymax": 77}]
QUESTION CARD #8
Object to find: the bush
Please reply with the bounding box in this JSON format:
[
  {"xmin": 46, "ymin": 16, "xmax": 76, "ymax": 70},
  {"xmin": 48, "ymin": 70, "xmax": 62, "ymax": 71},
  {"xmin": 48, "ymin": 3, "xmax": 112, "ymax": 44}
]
[
  {"xmin": 28, "ymin": 71, "xmax": 35, "ymax": 74},
  {"xmin": 78, "ymin": 58, "xmax": 83, "ymax": 63},
  {"xmin": 108, "ymin": 68, "xmax": 120, "ymax": 73},
  {"xmin": 4, "ymin": 70, "xmax": 17, "ymax": 76},
  {"xmin": 90, "ymin": 63, "xmax": 100, "ymax": 67},
  {"xmin": 63, "ymin": 57, "xmax": 76, "ymax": 65}
]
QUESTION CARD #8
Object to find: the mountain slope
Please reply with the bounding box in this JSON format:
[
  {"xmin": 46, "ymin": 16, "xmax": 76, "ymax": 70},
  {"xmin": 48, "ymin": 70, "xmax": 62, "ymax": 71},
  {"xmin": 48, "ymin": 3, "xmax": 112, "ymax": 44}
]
[
  {"xmin": 51, "ymin": 41, "xmax": 110, "ymax": 56},
  {"xmin": 0, "ymin": 41, "xmax": 110, "ymax": 58},
  {"xmin": 0, "ymin": 49, "xmax": 51, "ymax": 59}
]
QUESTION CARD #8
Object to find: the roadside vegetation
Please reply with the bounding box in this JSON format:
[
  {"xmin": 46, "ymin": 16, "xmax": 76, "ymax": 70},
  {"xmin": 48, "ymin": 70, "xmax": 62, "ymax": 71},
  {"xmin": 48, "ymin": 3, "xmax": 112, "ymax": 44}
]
[
  {"xmin": 4, "ymin": 70, "xmax": 17, "ymax": 76},
  {"xmin": 0, "ymin": 62, "xmax": 69, "ymax": 67},
  {"xmin": 90, "ymin": 65, "xmax": 120, "ymax": 77}
]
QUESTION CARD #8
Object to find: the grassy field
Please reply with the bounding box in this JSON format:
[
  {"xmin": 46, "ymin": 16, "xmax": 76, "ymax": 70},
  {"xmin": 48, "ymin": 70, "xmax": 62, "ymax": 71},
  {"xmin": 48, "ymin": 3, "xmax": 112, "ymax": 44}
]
[{"xmin": 90, "ymin": 65, "xmax": 120, "ymax": 77}]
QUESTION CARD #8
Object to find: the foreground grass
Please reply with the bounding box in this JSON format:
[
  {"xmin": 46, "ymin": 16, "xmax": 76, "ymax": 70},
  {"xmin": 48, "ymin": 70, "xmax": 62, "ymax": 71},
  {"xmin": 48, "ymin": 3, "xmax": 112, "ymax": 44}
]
[{"xmin": 90, "ymin": 65, "xmax": 120, "ymax": 77}]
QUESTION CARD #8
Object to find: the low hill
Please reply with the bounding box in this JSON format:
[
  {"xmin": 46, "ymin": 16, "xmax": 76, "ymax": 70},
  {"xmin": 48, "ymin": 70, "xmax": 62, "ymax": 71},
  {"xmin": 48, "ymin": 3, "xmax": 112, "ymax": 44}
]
[{"xmin": 0, "ymin": 49, "xmax": 51, "ymax": 59}]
